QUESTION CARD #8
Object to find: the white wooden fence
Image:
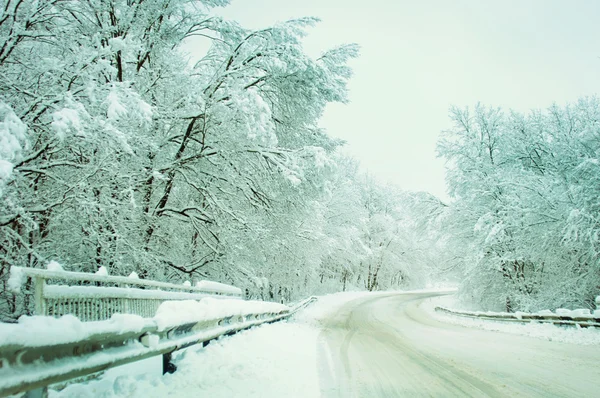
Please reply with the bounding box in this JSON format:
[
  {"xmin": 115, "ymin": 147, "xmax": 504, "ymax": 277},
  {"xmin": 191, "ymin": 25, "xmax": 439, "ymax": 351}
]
[{"xmin": 9, "ymin": 267, "xmax": 242, "ymax": 321}]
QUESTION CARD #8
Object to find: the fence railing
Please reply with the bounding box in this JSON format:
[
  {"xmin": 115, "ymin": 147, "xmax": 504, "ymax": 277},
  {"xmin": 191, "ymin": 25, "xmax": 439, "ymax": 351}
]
[
  {"xmin": 435, "ymin": 305, "xmax": 600, "ymax": 328},
  {"xmin": 0, "ymin": 296, "xmax": 317, "ymax": 397},
  {"xmin": 8, "ymin": 267, "xmax": 242, "ymax": 321},
  {"xmin": 2, "ymin": 266, "xmax": 317, "ymax": 397}
]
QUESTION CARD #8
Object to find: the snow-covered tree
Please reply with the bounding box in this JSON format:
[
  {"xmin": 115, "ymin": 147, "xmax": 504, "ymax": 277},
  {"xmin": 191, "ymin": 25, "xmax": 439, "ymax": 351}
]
[
  {"xmin": 0, "ymin": 0, "xmax": 364, "ymax": 318},
  {"xmin": 439, "ymin": 99, "xmax": 600, "ymax": 311}
]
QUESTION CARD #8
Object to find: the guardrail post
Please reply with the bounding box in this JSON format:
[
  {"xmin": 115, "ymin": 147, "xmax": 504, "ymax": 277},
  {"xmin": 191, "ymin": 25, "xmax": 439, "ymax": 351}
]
[
  {"xmin": 25, "ymin": 386, "xmax": 48, "ymax": 398},
  {"xmin": 33, "ymin": 276, "xmax": 46, "ymax": 316},
  {"xmin": 162, "ymin": 352, "xmax": 177, "ymax": 374}
]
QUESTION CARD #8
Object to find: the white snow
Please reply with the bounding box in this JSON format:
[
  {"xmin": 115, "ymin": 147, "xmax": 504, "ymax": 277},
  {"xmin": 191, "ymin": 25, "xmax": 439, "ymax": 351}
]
[
  {"xmin": 47, "ymin": 293, "xmax": 364, "ymax": 398},
  {"xmin": 52, "ymin": 107, "xmax": 82, "ymax": 139},
  {"xmin": 537, "ymin": 309, "xmax": 554, "ymax": 316},
  {"xmin": 435, "ymin": 299, "xmax": 598, "ymax": 320},
  {"xmin": 43, "ymin": 285, "xmax": 225, "ymax": 301},
  {"xmin": 195, "ymin": 280, "xmax": 243, "ymax": 295},
  {"xmin": 145, "ymin": 334, "xmax": 159, "ymax": 349},
  {"xmin": 7, "ymin": 265, "xmax": 25, "ymax": 293},
  {"xmin": 570, "ymin": 309, "xmax": 592, "ymax": 317},
  {"xmin": 50, "ymin": 356, "xmax": 162, "ymax": 398},
  {"xmin": 47, "ymin": 261, "xmax": 64, "ymax": 272},
  {"xmin": 0, "ymin": 314, "xmax": 150, "ymax": 347},
  {"xmin": 95, "ymin": 266, "xmax": 109, "ymax": 276},
  {"xmin": 153, "ymin": 298, "xmax": 287, "ymax": 331},
  {"xmin": 108, "ymin": 37, "xmax": 127, "ymax": 52},
  {"xmin": 46, "ymin": 291, "xmax": 423, "ymax": 398},
  {"xmin": 9, "ymin": 266, "xmax": 242, "ymax": 297},
  {"xmin": 25, "ymin": 289, "xmax": 600, "ymax": 398},
  {"xmin": 293, "ymin": 288, "xmax": 456, "ymax": 326},
  {"xmin": 293, "ymin": 290, "xmax": 376, "ymax": 326},
  {"xmin": 0, "ymin": 298, "xmax": 287, "ymax": 348},
  {"xmin": 424, "ymin": 295, "xmax": 600, "ymax": 345},
  {"xmin": 0, "ymin": 102, "xmax": 27, "ymax": 192},
  {"xmin": 555, "ymin": 308, "xmax": 572, "ymax": 316},
  {"xmin": 137, "ymin": 98, "xmax": 153, "ymax": 122},
  {"xmin": 128, "ymin": 272, "xmax": 139, "ymax": 279},
  {"xmin": 50, "ymin": 322, "xmax": 320, "ymax": 398},
  {"xmin": 106, "ymin": 91, "xmax": 128, "ymax": 120},
  {"xmin": 0, "ymin": 159, "xmax": 13, "ymax": 182}
]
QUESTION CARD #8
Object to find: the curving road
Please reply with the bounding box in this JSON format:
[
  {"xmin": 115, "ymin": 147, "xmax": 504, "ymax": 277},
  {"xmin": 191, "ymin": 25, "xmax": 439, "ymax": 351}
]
[{"xmin": 316, "ymin": 292, "xmax": 600, "ymax": 397}]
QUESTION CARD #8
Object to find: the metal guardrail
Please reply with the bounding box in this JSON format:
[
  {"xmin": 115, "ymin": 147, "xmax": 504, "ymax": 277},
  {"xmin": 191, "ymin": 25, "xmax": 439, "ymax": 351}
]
[
  {"xmin": 8, "ymin": 267, "xmax": 242, "ymax": 321},
  {"xmin": 0, "ymin": 296, "xmax": 317, "ymax": 397},
  {"xmin": 435, "ymin": 306, "xmax": 600, "ymax": 328}
]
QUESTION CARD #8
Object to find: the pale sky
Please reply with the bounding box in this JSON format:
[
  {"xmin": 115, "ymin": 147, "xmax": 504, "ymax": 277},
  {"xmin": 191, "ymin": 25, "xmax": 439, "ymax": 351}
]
[{"xmin": 212, "ymin": 0, "xmax": 600, "ymax": 199}]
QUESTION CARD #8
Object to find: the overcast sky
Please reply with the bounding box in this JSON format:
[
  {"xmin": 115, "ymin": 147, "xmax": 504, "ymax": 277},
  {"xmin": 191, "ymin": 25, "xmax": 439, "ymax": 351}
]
[{"xmin": 211, "ymin": 0, "xmax": 600, "ymax": 199}]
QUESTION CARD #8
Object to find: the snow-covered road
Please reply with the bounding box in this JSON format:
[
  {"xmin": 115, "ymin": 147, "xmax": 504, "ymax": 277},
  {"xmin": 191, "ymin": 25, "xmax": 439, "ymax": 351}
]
[
  {"xmin": 52, "ymin": 291, "xmax": 600, "ymax": 397},
  {"xmin": 318, "ymin": 292, "xmax": 600, "ymax": 397}
]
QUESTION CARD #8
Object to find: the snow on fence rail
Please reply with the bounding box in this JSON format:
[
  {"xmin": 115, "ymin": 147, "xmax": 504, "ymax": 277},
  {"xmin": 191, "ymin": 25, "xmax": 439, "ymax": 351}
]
[
  {"xmin": 7, "ymin": 266, "xmax": 242, "ymax": 321},
  {"xmin": 435, "ymin": 305, "xmax": 600, "ymax": 328},
  {"xmin": 0, "ymin": 282, "xmax": 317, "ymax": 397}
]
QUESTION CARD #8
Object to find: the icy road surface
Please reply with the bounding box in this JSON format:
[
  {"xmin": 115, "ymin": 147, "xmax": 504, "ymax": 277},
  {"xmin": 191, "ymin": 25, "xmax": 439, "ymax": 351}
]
[{"xmin": 317, "ymin": 292, "xmax": 600, "ymax": 397}]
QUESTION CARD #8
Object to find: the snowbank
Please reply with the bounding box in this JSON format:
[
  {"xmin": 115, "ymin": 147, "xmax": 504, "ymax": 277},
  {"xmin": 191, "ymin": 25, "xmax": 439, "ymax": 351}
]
[
  {"xmin": 154, "ymin": 298, "xmax": 287, "ymax": 331},
  {"xmin": 423, "ymin": 295, "xmax": 600, "ymax": 345},
  {"xmin": 51, "ymin": 322, "xmax": 320, "ymax": 398},
  {"xmin": 434, "ymin": 298, "xmax": 599, "ymax": 320},
  {"xmin": 48, "ymin": 293, "xmax": 364, "ymax": 398},
  {"xmin": 0, "ymin": 298, "xmax": 287, "ymax": 348},
  {"xmin": 40, "ymin": 289, "xmax": 600, "ymax": 398},
  {"xmin": 0, "ymin": 314, "xmax": 150, "ymax": 347}
]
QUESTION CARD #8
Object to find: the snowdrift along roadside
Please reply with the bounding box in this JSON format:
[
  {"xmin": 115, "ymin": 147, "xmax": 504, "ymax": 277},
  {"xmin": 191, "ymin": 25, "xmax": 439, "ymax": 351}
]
[
  {"xmin": 0, "ymin": 298, "xmax": 287, "ymax": 348},
  {"xmin": 49, "ymin": 289, "xmax": 452, "ymax": 398},
  {"xmin": 50, "ymin": 288, "xmax": 600, "ymax": 398},
  {"xmin": 50, "ymin": 291, "xmax": 373, "ymax": 397},
  {"xmin": 423, "ymin": 295, "xmax": 600, "ymax": 345}
]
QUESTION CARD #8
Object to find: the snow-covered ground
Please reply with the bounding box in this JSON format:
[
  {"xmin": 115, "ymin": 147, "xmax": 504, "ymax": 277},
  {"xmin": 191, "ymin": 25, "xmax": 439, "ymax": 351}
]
[
  {"xmin": 50, "ymin": 322, "xmax": 320, "ymax": 398},
  {"xmin": 422, "ymin": 294, "xmax": 600, "ymax": 345},
  {"xmin": 49, "ymin": 289, "xmax": 600, "ymax": 397},
  {"xmin": 49, "ymin": 291, "xmax": 377, "ymax": 398}
]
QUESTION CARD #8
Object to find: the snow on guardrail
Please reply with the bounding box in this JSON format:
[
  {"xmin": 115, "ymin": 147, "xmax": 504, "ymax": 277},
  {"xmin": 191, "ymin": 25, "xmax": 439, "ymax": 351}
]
[
  {"xmin": 435, "ymin": 306, "xmax": 600, "ymax": 328},
  {"xmin": 0, "ymin": 295, "xmax": 317, "ymax": 397},
  {"xmin": 0, "ymin": 297, "xmax": 285, "ymax": 348}
]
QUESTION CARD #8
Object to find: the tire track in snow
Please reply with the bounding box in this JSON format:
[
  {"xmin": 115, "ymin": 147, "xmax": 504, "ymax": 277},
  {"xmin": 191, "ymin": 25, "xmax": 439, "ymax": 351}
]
[{"xmin": 316, "ymin": 292, "xmax": 600, "ymax": 397}]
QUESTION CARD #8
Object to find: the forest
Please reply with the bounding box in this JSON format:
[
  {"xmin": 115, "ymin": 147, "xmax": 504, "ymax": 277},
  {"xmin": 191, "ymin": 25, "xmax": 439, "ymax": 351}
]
[{"xmin": 0, "ymin": 0, "xmax": 598, "ymax": 319}]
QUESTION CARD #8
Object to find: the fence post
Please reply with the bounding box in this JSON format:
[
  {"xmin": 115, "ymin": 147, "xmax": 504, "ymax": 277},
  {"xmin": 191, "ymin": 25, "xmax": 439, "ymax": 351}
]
[{"xmin": 33, "ymin": 276, "xmax": 46, "ymax": 316}]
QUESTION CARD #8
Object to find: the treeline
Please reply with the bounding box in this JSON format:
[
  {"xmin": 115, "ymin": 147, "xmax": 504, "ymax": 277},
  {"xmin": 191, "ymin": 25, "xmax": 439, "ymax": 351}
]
[
  {"xmin": 438, "ymin": 100, "xmax": 600, "ymax": 312},
  {"xmin": 0, "ymin": 0, "xmax": 447, "ymax": 319}
]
